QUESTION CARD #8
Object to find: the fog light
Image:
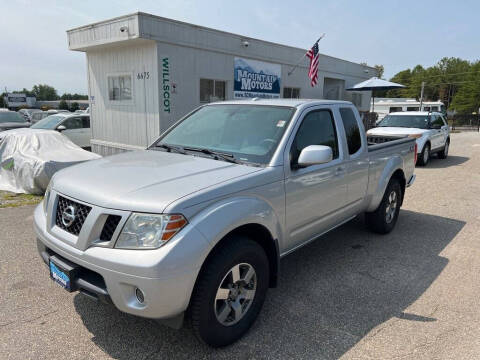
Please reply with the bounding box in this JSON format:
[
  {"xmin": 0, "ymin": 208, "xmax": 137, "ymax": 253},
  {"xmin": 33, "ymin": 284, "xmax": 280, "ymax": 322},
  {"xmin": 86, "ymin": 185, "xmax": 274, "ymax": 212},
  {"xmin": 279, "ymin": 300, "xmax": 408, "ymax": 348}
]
[{"xmin": 135, "ymin": 288, "xmax": 145, "ymax": 303}]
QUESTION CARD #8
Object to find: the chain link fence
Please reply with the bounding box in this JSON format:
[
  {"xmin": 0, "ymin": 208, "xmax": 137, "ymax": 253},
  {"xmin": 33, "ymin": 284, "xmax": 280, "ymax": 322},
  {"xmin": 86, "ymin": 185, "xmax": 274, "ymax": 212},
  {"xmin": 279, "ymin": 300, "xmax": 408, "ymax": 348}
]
[{"xmin": 448, "ymin": 114, "xmax": 480, "ymax": 132}]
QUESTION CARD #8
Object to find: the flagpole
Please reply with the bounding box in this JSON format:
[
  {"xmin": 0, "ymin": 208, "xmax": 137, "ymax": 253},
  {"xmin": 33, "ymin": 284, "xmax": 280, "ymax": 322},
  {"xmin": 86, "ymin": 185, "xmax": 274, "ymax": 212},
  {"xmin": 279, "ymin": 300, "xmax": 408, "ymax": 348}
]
[{"xmin": 287, "ymin": 33, "xmax": 325, "ymax": 76}]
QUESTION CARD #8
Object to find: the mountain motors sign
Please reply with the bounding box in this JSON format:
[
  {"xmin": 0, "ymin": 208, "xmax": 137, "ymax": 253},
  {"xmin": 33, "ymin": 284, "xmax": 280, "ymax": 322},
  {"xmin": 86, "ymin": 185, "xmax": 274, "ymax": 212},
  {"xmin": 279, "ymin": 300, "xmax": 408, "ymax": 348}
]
[{"xmin": 234, "ymin": 57, "xmax": 281, "ymax": 99}]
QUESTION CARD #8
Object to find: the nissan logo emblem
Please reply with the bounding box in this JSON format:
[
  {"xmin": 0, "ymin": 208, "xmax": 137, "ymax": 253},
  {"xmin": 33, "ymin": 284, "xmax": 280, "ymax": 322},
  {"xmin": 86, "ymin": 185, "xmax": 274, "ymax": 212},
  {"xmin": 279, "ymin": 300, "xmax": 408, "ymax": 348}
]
[{"xmin": 61, "ymin": 205, "xmax": 77, "ymax": 228}]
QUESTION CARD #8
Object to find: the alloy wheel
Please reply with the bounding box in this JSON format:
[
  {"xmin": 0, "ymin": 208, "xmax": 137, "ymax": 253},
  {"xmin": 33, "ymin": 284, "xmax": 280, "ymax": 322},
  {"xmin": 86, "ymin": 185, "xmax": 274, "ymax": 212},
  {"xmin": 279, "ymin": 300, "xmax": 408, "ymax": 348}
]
[
  {"xmin": 423, "ymin": 147, "xmax": 429, "ymax": 164},
  {"xmin": 385, "ymin": 190, "xmax": 398, "ymax": 224},
  {"xmin": 214, "ymin": 263, "xmax": 257, "ymax": 326}
]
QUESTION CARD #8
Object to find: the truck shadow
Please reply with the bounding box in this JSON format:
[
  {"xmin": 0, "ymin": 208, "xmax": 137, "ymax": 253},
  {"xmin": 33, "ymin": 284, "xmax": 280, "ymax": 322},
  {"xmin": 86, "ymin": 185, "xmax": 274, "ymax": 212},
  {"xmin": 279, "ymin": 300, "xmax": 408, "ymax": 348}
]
[
  {"xmin": 424, "ymin": 155, "xmax": 469, "ymax": 168},
  {"xmin": 73, "ymin": 210, "xmax": 464, "ymax": 359}
]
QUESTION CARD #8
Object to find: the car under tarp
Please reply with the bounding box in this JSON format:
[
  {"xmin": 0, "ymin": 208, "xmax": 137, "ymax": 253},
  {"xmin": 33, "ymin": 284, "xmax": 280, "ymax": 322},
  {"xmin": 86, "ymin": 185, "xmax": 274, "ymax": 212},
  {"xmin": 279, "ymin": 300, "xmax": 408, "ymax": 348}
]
[{"xmin": 0, "ymin": 129, "xmax": 101, "ymax": 194}]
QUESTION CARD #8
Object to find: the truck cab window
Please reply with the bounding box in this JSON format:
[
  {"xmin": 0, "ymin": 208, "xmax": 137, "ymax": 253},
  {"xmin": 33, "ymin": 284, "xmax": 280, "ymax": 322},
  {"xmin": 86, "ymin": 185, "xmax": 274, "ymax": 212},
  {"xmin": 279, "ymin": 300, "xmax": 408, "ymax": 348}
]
[
  {"xmin": 339, "ymin": 107, "xmax": 362, "ymax": 155},
  {"xmin": 290, "ymin": 110, "xmax": 339, "ymax": 165}
]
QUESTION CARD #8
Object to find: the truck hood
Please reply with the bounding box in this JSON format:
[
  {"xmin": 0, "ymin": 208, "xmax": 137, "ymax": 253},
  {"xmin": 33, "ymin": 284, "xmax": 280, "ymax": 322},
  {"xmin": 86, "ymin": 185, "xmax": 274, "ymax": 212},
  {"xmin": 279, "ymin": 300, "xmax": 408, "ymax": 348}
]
[
  {"xmin": 367, "ymin": 127, "xmax": 429, "ymax": 136},
  {"xmin": 52, "ymin": 150, "xmax": 263, "ymax": 213}
]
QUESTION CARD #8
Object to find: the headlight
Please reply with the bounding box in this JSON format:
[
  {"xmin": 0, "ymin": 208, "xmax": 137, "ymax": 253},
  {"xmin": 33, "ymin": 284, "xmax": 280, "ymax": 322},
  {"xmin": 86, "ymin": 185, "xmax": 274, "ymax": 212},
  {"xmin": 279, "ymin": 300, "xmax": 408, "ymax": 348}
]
[
  {"xmin": 115, "ymin": 213, "xmax": 188, "ymax": 249},
  {"xmin": 43, "ymin": 183, "xmax": 52, "ymax": 214}
]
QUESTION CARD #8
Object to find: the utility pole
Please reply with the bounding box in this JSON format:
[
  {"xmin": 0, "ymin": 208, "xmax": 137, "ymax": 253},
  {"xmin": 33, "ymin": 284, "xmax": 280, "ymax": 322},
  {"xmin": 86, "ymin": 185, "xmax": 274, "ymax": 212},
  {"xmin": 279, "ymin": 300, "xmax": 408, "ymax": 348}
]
[{"xmin": 419, "ymin": 81, "xmax": 425, "ymax": 111}]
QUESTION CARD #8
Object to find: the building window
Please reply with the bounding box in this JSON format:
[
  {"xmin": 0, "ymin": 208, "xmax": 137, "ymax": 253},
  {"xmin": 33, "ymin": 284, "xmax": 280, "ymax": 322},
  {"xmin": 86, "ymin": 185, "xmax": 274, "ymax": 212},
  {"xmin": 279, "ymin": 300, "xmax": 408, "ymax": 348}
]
[
  {"xmin": 283, "ymin": 87, "xmax": 300, "ymax": 99},
  {"xmin": 351, "ymin": 93, "xmax": 363, "ymax": 107},
  {"xmin": 108, "ymin": 74, "xmax": 132, "ymax": 101},
  {"xmin": 200, "ymin": 79, "xmax": 226, "ymax": 103},
  {"xmin": 407, "ymin": 107, "xmax": 419, "ymax": 111}
]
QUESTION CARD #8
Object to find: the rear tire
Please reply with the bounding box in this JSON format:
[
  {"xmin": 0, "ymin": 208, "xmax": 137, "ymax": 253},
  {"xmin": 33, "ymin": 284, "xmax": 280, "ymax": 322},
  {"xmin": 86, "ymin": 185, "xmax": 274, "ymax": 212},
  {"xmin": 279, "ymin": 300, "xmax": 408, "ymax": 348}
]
[
  {"xmin": 189, "ymin": 237, "xmax": 269, "ymax": 347},
  {"xmin": 438, "ymin": 139, "xmax": 449, "ymax": 159},
  {"xmin": 417, "ymin": 143, "xmax": 430, "ymax": 166},
  {"xmin": 366, "ymin": 178, "xmax": 402, "ymax": 234}
]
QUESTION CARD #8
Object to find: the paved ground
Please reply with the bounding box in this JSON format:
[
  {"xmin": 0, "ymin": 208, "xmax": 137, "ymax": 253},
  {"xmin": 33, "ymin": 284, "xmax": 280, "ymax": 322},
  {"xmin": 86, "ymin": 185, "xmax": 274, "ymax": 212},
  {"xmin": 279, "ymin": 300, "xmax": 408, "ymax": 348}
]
[{"xmin": 1, "ymin": 132, "xmax": 480, "ymax": 359}]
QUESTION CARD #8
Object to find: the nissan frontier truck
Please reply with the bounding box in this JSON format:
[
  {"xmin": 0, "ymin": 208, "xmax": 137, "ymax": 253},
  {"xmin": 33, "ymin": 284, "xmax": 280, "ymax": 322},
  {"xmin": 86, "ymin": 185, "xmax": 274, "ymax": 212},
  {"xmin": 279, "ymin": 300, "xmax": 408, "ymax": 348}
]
[{"xmin": 35, "ymin": 99, "xmax": 416, "ymax": 347}]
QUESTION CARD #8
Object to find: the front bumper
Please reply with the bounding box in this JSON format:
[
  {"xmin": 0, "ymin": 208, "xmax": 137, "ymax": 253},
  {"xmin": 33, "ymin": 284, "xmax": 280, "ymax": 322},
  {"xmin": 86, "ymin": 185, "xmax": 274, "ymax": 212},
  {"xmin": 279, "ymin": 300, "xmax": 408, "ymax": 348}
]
[{"xmin": 34, "ymin": 203, "xmax": 208, "ymax": 320}]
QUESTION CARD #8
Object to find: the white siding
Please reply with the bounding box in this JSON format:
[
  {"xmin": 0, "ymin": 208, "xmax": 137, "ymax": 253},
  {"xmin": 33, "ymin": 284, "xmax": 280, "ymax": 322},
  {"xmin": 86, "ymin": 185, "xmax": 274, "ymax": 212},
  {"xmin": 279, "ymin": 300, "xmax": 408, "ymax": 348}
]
[
  {"xmin": 87, "ymin": 41, "xmax": 159, "ymax": 153},
  {"xmin": 68, "ymin": 16, "xmax": 140, "ymax": 50}
]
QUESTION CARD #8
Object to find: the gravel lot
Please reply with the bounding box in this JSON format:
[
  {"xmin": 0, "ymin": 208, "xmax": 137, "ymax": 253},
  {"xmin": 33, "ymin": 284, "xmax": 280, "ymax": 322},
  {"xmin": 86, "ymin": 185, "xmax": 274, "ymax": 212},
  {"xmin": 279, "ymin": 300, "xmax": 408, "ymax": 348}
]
[{"xmin": 1, "ymin": 132, "xmax": 480, "ymax": 359}]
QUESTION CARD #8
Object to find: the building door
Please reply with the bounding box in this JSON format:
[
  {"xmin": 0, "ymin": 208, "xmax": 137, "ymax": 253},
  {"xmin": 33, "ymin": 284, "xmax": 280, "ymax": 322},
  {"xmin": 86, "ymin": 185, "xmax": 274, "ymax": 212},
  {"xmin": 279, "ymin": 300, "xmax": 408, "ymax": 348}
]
[{"xmin": 323, "ymin": 78, "xmax": 345, "ymax": 100}]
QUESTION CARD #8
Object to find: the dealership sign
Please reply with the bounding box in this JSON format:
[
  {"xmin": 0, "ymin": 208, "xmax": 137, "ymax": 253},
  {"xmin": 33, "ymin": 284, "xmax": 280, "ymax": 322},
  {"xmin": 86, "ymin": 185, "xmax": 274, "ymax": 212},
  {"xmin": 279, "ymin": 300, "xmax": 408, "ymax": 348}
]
[{"xmin": 234, "ymin": 57, "xmax": 281, "ymax": 99}]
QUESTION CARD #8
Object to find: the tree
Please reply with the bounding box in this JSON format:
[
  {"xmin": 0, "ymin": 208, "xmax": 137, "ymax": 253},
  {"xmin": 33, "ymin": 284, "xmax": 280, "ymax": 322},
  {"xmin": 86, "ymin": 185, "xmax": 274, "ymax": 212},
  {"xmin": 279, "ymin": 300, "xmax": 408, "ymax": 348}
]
[
  {"xmin": 374, "ymin": 64, "xmax": 385, "ymax": 79},
  {"xmin": 380, "ymin": 57, "xmax": 475, "ymax": 110},
  {"xmin": 58, "ymin": 99, "xmax": 70, "ymax": 110},
  {"xmin": 31, "ymin": 84, "xmax": 59, "ymax": 101},
  {"xmin": 451, "ymin": 61, "xmax": 480, "ymax": 114},
  {"xmin": 69, "ymin": 102, "xmax": 79, "ymax": 112},
  {"xmin": 61, "ymin": 93, "xmax": 88, "ymax": 100}
]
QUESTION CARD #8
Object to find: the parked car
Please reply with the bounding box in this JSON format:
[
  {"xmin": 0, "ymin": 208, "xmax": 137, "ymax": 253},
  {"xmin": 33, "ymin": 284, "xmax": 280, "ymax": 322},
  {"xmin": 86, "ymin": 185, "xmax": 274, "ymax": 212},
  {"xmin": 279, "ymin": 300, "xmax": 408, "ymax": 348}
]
[
  {"xmin": 0, "ymin": 110, "xmax": 31, "ymax": 132},
  {"xmin": 0, "ymin": 129, "xmax": 100, "ymax": 194},
  {"xmin": 18, "ymin": 108, "xmax": 42, "ymax": 122},
  {"xmin": 30, "ymin": 110, "xmax": 70, "ymax": 124},
  {"xmin": 35, "ymin": 99, "xmax": 416, "ymax": 347},
  {"xmin": 30, "ymin": 113, "xmax": 91, "ymax": 149},
  {"xmin": 31, "ymin": 111, "xmax": 54, "ymax": 124},
  {"xmin": 367, "ymin": 111, "xmax": 450, "ymax": 166}
]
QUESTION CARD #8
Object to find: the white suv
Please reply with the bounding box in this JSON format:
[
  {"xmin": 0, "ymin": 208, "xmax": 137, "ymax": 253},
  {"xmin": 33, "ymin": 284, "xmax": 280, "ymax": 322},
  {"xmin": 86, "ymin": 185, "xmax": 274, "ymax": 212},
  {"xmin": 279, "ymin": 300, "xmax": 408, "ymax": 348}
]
[{"xmin": 367, "ymin": 111, "xmax": 450, "ymax": 166}]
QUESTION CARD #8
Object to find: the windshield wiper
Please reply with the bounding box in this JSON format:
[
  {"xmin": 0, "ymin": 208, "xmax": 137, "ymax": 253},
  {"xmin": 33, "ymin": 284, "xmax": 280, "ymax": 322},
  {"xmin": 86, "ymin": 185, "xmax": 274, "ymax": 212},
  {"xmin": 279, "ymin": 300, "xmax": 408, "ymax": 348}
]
[
  {"xmin": 156, "ymin": 143, "xmax": 187, "ymax": 154},
  {"xmin": 183, "ymin": 146, "xmax": 242, "ymax": 164}
]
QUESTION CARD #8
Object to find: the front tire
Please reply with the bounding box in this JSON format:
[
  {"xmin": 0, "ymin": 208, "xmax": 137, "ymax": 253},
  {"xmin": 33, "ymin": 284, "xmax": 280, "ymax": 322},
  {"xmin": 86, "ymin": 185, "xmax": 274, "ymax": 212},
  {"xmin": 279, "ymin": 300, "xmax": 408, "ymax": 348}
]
[
  {"xmin": 417, "ymin": 143, "xmax": 430, "ymax": 166},
  {"xmin": 438, "ymin": 139, "xmax": 449, "ymax": 159},
  {"xmin": 365, "ymin": 178, "xmax": 402, "ymax": 234},
  {"xmin": 190, "ymin": 237, "xmax": 269, "ymax": 347}
]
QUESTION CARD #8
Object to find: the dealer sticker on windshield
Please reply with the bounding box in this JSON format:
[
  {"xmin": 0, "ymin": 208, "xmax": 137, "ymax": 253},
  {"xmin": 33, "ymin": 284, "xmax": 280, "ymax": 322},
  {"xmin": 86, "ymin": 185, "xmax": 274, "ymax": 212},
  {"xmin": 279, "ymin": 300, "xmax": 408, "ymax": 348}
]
[{"xmin": 276, "ymin": 120, "xmax": 286, "ymax": 127}]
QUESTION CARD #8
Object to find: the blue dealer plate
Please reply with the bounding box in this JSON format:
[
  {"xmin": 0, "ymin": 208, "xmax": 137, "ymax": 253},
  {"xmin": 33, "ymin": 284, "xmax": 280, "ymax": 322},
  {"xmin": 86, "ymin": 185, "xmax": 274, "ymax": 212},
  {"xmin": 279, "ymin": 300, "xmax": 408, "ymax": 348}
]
[{"xmin": 49, "ymin": 260, "xmax": 71, "ymax": 291}]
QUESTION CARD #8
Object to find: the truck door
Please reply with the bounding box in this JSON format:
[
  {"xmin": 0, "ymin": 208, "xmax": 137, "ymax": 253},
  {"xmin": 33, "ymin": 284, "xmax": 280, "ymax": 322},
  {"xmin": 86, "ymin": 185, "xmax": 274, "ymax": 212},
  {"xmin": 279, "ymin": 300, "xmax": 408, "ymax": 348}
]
[
  {"xmin": 284, "ymin": 107, "xmax": 348, "ymax": 251},
  {"xmin": 338, "ymin": 107, "xmax": 369, "ymax": 209}
]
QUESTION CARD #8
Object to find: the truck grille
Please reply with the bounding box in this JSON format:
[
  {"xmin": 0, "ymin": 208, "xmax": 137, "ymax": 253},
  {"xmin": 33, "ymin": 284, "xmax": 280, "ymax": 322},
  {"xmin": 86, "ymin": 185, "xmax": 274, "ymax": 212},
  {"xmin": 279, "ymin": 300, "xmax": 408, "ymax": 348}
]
[
  {"xmin": 55, "ymin": 196, "xmax": 92, "ymax": 236},
  {"xmin": 367, "ymin": 136, "xmax": 395, "ymax": 144},
  {"xmin": 100, "ymin": 215, "xmax": 122, "ymax": 241}
]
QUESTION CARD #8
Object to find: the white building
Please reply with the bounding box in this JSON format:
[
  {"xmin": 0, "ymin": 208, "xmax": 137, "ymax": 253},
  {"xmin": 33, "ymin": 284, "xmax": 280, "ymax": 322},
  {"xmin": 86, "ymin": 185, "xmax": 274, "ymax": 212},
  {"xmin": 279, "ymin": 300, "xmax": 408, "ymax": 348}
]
[{"xmin": 67, "ymin": 12, "xmax": 376, "ymax": 155}]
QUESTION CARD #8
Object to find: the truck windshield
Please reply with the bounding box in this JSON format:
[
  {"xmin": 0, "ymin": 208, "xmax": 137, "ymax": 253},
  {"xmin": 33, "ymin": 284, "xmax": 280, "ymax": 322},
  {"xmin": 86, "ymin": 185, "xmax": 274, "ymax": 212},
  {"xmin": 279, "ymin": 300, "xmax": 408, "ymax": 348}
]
[
  {"xmin": 378, "ymin": 115, "xmax": 430, "ymax": 129},
  {"xmin": 155, "ymin": 104, "xmax": 295, "ymax": 165}
]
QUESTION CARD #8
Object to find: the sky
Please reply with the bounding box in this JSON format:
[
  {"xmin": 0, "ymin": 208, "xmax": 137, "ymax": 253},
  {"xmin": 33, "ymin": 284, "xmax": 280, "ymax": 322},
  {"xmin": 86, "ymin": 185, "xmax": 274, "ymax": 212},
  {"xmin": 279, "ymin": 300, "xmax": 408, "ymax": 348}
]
[{"xmin": 1, "ymin": 0, "xmax": 479, "ymax": 95}]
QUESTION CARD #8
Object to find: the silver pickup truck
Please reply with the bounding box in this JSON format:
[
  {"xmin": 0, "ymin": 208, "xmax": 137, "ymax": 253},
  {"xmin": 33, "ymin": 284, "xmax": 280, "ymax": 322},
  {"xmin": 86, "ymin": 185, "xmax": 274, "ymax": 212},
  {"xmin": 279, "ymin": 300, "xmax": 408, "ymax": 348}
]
[{"xmin": 35, "ymin": 99, "xmax": 416, "ymax": 347}]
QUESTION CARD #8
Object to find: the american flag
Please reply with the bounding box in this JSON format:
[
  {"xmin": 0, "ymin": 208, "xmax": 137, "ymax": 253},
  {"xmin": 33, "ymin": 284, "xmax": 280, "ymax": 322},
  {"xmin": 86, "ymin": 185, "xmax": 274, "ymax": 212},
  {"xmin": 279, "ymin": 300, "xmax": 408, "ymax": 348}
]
[{"xmin": 306, "ymin": 41, "xmax": 320, "ymax": 87}]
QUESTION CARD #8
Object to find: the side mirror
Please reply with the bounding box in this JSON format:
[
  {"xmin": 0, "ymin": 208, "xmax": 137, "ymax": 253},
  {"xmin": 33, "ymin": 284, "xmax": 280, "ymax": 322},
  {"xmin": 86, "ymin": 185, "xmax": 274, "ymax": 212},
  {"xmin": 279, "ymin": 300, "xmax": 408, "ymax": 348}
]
[
  {"xmin": 297, "ymin": 145, "xmax": 333, "ymax": 167},
  {"xmin": 56, "ymin": 125, "xmax": 66, "ymax": 132}
]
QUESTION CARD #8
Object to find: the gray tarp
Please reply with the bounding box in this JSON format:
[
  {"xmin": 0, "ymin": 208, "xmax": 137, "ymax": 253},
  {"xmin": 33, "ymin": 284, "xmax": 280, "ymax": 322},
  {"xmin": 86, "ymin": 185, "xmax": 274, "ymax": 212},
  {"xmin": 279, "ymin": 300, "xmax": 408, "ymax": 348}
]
[{"xmin": 0, "ymin": 129, "xmax": 100, "ymax": 194}]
